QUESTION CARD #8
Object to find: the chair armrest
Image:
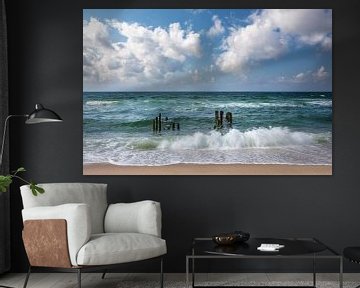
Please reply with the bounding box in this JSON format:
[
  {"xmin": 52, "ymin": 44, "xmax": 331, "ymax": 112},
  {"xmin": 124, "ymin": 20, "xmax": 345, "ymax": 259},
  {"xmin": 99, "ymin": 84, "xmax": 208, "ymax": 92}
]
[
  {"xmin": 22, "ymin": 203, "xmax": 91, "ymax": 266},
  {"xmin": 104, "ymin": 200, "xmax": 162, "ymax": 237},
  {"xmin": 23, "ymin": 219, "xmax": 72, "ymax": 268}
]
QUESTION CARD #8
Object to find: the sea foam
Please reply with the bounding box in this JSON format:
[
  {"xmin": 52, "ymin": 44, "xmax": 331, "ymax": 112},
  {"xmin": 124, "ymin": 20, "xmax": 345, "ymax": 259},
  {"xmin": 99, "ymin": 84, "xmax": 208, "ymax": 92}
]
[{"xmin": 157, "ymin": 127, "xmax": 327, "ymax": 150}]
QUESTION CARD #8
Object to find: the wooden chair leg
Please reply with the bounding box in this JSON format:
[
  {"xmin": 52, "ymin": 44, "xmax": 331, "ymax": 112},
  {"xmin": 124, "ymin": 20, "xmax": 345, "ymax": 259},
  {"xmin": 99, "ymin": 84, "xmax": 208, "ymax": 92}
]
[
  {"xmin": 77, "ymin": 269, "xmax": 81, "ymax": 288},
  {"xmin": 22, "ymin": 266, "xmax": 31, "ymax": 288}
]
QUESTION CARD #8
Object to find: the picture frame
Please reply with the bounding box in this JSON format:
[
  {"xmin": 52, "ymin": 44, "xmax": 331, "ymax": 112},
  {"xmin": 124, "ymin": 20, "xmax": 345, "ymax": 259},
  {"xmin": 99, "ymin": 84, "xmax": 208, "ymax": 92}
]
[{"xmin": 83, "ymin": 9, "xmax": 332, "ymax": 175}]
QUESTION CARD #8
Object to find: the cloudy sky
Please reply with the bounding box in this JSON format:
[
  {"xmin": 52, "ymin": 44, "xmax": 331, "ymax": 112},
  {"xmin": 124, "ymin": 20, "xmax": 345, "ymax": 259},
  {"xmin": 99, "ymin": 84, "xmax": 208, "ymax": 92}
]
[{"xmin": 83, "ymin": 9, "xmax": 332, "ymax": 92}]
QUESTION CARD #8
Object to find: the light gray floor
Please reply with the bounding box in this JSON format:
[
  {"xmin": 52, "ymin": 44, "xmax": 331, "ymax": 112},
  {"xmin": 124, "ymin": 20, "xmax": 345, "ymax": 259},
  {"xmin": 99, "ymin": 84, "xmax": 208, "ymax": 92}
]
[{"xmin": 1, "ymin": 273, "xmax": 360, "ymax": 288}]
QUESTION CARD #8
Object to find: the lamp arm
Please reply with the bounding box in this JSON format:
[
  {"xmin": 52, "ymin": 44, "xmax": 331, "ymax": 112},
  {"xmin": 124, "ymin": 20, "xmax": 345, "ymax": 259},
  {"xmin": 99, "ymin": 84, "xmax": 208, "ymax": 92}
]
[{"xmin": 0, "ymin": 114, "xmax": 28, "ymax": 169}]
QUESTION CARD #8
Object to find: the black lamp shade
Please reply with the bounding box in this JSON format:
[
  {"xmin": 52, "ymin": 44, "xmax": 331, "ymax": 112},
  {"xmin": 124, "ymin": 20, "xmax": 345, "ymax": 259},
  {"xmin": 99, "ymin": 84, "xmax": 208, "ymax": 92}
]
[{"xmin": 25, "ymin": 104, "xmax": 63, "ymax": 124}]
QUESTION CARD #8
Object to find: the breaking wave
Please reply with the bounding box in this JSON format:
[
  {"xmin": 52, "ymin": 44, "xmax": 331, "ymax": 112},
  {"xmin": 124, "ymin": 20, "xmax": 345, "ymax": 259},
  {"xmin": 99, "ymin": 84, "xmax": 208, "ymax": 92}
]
[{"xmin": 157, "ymin": 127, "xmax": 330, "ymax": 150}]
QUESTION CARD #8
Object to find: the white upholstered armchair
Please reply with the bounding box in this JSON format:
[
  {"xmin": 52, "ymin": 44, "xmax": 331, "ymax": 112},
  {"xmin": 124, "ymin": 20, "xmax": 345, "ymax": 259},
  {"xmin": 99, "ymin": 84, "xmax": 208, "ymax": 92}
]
[{"xmin": 20, "ymin": 183, "xmax": 166, "ymax": 288}]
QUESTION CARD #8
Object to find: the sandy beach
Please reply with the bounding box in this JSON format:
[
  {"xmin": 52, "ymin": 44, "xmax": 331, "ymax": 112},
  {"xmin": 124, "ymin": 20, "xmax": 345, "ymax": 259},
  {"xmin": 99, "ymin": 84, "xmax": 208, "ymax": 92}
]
[{"xmin": 83, "ymin": 163, "xmax": 332, "ymax": 175}]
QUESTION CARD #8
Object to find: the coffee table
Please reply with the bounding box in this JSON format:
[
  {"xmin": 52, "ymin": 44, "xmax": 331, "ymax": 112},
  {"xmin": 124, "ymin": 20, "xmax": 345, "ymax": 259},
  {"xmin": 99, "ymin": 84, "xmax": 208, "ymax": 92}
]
[{"xmin": 186, "ymin": 237, "xmax": 343, "ymax": 288}]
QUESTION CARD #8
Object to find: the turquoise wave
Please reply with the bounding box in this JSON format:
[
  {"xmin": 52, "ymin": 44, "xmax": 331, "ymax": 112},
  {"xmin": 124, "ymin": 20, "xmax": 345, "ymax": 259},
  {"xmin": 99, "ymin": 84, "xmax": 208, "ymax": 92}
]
[{"xmin": 83, "ymin": 91, "xmax": 332, "ymax": 165}]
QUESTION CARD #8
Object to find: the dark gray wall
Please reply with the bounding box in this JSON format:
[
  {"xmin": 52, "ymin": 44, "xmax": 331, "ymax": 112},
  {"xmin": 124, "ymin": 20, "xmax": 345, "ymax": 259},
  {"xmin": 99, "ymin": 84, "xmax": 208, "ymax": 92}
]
[{"xmin": 5, "ymin": 0, "xmax": 360, "ymax": 273}]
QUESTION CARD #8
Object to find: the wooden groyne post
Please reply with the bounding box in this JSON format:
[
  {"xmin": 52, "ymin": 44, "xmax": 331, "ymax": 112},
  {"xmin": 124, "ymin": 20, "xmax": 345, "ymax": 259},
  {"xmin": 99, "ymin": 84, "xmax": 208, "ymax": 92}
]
[
  {"xmin": 154, "ymin": 117, "xmax": 158, "ymax": 132},
  {"xmin": 214, "ymin": 110, "xmax": 233, "ymax": 130},
  {"xmin": 225, "ymin": 112, "xmax": 233, "ymax": 128},
  {"xmin": 158, "ymin": 113, "xmax": 162, "ymax": 132},
  {"xmin": 214, "ymin": 110, "xmax": 220, "ymax": 129},
  {"xmin": 152, "ymin": 113, "xmax": 180, "ymax": 134}
]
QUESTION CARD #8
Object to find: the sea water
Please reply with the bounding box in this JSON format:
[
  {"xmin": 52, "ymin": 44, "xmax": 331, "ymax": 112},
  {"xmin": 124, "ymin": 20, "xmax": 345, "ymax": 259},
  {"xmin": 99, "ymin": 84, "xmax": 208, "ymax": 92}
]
[{"xmin": 83, "ymin": 92, "xmax": 332, "ymax": 166}]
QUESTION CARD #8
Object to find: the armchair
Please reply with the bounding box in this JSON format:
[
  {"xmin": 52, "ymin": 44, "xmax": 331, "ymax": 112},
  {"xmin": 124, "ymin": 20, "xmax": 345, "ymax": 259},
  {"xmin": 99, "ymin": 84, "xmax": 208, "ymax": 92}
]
[{"xmin": 20, "ymin": 183, "xmax": 166, "ymax": 288}]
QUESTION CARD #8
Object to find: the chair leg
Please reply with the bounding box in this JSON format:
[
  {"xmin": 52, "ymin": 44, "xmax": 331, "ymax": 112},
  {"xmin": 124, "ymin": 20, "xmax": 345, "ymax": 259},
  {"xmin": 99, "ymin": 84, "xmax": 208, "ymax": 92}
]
[
  {"xmin": 23, "ymin": 266, "xmax": 31, "ymax": 288},
  {"xmin": 160, "ymin": 257, "xmax": 164, "ymax": 288},
  {"xmin": 77, "ymin": 268, "xmax": 81, "ymax": 288},
  {"xmin": 101, "ymin": 270, "xmax": 107, "ymax": 279}
]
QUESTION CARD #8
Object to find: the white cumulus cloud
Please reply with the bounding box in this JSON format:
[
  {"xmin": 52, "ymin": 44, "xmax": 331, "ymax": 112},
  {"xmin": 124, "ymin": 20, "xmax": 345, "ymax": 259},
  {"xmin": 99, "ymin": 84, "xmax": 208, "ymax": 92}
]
[
  {"xmin": 217, "ymin": 9, "xmax": 332, "ymax": 74},
  {"xmin": 83, "ymin": 18, "xmax": 201, "ymax": 89},
  {"xmin": 207, "ymin": 15, "xmax": 225, "ymax": 38},
  {"xmin": 83, "ymin": 18, "xmax": 114, "ymax": 83}
]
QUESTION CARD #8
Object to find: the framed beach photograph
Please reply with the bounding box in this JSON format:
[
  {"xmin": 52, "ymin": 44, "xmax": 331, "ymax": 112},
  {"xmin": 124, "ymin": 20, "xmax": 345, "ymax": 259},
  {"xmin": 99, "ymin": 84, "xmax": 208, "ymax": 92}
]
[{"xmin": 83, "ymin": 9, "xmax": 332, "ymax": 175}]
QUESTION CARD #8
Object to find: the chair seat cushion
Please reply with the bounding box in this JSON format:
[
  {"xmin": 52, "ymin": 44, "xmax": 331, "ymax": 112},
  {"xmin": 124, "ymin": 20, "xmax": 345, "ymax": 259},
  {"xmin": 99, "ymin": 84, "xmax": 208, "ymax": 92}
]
[
  {"xmin": 76, "ymin": 233, "xmax": 167, "ymax": 266},
  {"xmin": 344, "ymin": 247, "xmax": 360, "ymax": 263}
]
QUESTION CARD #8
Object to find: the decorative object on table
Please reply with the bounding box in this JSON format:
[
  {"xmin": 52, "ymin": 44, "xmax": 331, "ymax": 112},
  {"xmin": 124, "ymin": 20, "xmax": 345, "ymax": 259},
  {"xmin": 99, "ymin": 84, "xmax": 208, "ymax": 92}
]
[
  {"xmin": 257, "ymin": 243, "xmax": 285, "ymax": 252},
  {"xmin": 212, "ymin": 233, "xmax": 238, "ymax": 245},
  {"xmin": 0, "ymin": 103, "xmax": 63, "ymax": 194},
  {"xmin": 20, "ymin": 183, "xmax": 166, "ymax": 288},
  {"xmin": 212, "ymin": 230, "xmax": 250, "ymax": 245},
  {"xmin": 233, "ymin": 230, "xmax": 250, "ymax": 242}
]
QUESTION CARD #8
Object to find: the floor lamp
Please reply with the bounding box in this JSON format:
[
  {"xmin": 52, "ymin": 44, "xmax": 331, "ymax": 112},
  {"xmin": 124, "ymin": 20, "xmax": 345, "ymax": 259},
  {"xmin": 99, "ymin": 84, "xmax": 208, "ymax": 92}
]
[
  {"xmin": 0, "ymin": 103, "xmax": 62, "ymax": 288},
  {"xmin": 0, "ymin": 104, "xmax": 63, "ymax": 167}
]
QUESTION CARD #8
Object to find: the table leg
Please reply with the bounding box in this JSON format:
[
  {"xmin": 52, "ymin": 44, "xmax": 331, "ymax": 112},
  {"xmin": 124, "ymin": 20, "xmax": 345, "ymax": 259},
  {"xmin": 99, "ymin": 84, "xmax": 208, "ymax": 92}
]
[
  {"xmin": 186, "ymin": 257, "xmax": 189, "ymax": 288},
  {"xmin": 339, "ymin": 257, "xmax": 343, "ymax": 288},
  {"xmin": 313, "ymin": 254, "xmax": 316, "ymax": 287},
  {"xmin": 192, "ymin": 257, "xmax": 195, "ymax": 288},
  {"xmin": 192, "ymin": 246, "xmax": 195, "ymax": 288}
]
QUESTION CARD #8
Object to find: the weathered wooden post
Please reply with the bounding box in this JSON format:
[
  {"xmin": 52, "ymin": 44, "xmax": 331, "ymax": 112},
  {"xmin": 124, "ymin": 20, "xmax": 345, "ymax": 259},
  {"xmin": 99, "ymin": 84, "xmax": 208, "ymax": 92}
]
[
  {"xmin": 158, "ymin": 113, "xmax": 162, "ymax": 132},
  {"xmin": 152, "ymin": 114, "xmax": 181, "ymax": 133},
  {"xmin": 220, "ymin": 111, "xmax": 224, "ymax": 128},
  {"xmin": 226, "ymin": 112, "xmax": 233, "ymax": 128},
  {"xmin": 215, "ymin": 111, "xmax": 219, "ymax": 129}
]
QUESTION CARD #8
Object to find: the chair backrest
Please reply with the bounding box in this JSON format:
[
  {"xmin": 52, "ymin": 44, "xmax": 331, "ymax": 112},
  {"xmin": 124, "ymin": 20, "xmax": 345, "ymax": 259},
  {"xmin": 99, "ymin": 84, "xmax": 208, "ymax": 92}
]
[{"xmin": 20, "ymin": 183, "xmax": 108, "ymax": 234}]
